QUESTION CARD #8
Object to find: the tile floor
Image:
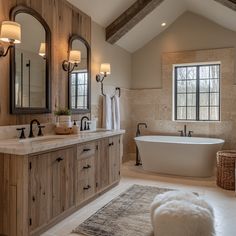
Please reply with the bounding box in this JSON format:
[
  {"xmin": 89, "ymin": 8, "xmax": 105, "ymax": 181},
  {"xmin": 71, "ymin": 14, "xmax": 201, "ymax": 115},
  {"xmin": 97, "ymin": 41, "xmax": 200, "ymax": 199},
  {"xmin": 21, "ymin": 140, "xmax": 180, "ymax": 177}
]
[{"xmin": 43, "ymin": 161, "xmax": 236, "ymax": 236}]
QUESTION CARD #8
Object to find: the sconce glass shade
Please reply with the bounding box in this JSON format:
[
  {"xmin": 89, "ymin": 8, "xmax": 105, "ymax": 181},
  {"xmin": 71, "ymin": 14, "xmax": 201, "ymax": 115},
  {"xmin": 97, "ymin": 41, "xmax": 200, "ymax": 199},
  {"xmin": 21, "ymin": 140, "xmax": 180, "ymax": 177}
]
[
  {"xmin": 100, "ymin": 63, "xmax": 111, "ymax": 75},
  {"xmin": 69, "ymin": 50, "xmax": 81, "ymax": 63},
  {"xmin": 39, "ymin": 42, "xmax": 46, "ymax": 57},
  {"xmin": 0, "ymin": 21, "xmax": 21, "ymax": 44}
]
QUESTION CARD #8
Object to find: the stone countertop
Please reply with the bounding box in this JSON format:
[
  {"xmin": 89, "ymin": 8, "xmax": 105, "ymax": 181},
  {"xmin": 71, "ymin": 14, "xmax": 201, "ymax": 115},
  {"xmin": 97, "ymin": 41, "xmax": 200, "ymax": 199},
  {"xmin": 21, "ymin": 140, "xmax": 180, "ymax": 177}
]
[{"xmin": 0, "ymin": 129, "xmax": 125, "ymax": 155}]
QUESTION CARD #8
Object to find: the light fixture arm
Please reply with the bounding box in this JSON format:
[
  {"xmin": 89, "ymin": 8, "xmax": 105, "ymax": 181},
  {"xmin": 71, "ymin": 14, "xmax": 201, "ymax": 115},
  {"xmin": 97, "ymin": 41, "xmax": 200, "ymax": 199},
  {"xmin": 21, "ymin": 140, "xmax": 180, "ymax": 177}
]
[
  {"xmin": 62, "ymin": 60, "xmax": 78, "ymax": 74},
  {"xmin": 0, "ymin": 43, "xmax": 14, "ymax": 57},
  {"xmin": 96, "ymin": 73, "xmax": 108, "ymax": 96}
]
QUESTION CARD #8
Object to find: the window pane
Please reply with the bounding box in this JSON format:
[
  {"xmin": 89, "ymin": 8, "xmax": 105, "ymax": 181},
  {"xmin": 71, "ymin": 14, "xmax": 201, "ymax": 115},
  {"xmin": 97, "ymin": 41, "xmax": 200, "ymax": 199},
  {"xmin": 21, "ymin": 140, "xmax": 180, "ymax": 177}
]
[
  {"xmin": 77, "ymin": 96, "xmax": 84, "ymax": 107},
  {"xmin": 71, "ymin": 85, "xmax": 76, "ymax": 97},
  {"xmin": 177, "ymin": 67, "xmax": 186, "ymax": 80},
  {"xmin": 187, "ymin": 80, "xmax": 196, "ymax": 92},
  {"xmin": 200, "ymin": 66, "xmax": 209, "ymax": 79},
  {"xmin": 187, "ymin": 94, "xmax": 196, "ymax": 106},
  {"xmin": 200, "ymin": 93, "xmax": 209, "ymax": 106},
  {"xmin": 71, "ymin": 74, "xmax": 76, "ymax": 84},
  {"xmin": 210, "ymin": 79, "xmax": 219, "ymax": 92},
  {"xmin": 200, "ymin": 107, "xmax": 209, "ymax": 120},
  {"xmin": 177, "ymin": 94, "xmax": 186, "ymax": 106},
  {"xmin": 187, "ymin": 67, "xmax": 197, "ymax": 80},
  {"xmin": 200, "ymin": 80, "xmax": 209, "ymax": 92},
  {"xmin": 177, "ymin": 81, "xmax": 186, "ymax": 93},
  {"xmin": 210, "ymin": 65, "xmax": 219, "ymax": 79},
  {"xmin": 177, "ymin": 107, "xmax": 186, "ymax": 120},
  {"xmin": 210, "ymin": 93, "xmax": 219, "ymax": 106},
  {"xmin": 187, "ymin": 107, "xmax": 196, "ymax": 120},
  {"xmin": 210, "ymin": 107, "xmax": 219, "ymax": 121}
]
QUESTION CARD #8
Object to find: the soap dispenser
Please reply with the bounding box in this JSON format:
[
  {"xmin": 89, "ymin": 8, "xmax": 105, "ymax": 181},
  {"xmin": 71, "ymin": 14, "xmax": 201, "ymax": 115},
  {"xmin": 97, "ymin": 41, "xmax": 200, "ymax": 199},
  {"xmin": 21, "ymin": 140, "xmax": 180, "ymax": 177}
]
[{"xmin": 72, "ymin": 120, "xmax": 79, "ymax": 134}]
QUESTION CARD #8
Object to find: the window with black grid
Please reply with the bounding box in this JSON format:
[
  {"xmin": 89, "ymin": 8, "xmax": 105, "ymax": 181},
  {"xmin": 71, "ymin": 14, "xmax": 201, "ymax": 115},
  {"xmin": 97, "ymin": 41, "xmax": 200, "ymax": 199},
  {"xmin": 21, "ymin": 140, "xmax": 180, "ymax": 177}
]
[
  {"xmin": 70, "ymin": 71, "xmax": 88, "ymax": 110},
  {"xmin": 174, "ymin": 64, "xmax": 220, "ymax": 121}
]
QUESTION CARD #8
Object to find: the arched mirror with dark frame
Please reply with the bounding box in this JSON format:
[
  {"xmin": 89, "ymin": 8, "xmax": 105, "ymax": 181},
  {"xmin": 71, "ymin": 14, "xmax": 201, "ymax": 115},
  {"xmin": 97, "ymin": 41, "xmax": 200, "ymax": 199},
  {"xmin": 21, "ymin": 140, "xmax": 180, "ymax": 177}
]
[
  {"xmin": 68, "ymin": 35, "xmax": 91, "ymax": 114},
  {"xmin": 10, "ymin": 5, "xmax": 51, "ymax": 114}
]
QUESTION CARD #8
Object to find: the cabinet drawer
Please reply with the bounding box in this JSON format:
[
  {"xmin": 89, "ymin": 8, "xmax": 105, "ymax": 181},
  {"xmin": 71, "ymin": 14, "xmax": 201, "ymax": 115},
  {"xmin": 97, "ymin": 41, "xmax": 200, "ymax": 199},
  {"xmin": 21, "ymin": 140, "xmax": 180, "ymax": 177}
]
[
  {"xmin": 77, "ymin": 156, "xmax": 95, "ymax": 204},
  {"xmin": 77, "ymin": 142, "xmax": 97, "ymax": 160}
]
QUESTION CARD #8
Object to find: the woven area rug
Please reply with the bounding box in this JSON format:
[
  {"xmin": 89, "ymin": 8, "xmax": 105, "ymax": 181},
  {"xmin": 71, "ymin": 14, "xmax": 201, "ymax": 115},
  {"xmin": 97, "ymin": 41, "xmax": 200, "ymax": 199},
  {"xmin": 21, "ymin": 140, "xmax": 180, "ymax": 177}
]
[{"xmin": 73, "ymin": 184, "xmax": 171, "ymax": 236}]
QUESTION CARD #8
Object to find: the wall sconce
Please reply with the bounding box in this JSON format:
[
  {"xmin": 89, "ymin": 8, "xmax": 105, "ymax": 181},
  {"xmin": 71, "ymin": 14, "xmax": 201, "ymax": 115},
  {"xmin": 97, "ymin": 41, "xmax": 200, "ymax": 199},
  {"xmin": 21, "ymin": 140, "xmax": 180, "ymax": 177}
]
[
  {"xmin": 39, "ymin": 42, "xmax": 46, "ymax": 59},
  {"xmin": 96, "ymin": 63, "xmax": 111, "ymax": 83},
  {"xmin": 96, "ymin": 63, "xmax": 111, "ymax": 96},
  {"xmin": 62, "ymin": 50, "xmax": 81, "ymax": 73},
  {"xmin": 0, "ymin": 21, "xmax": 21, "ymax": 57}
]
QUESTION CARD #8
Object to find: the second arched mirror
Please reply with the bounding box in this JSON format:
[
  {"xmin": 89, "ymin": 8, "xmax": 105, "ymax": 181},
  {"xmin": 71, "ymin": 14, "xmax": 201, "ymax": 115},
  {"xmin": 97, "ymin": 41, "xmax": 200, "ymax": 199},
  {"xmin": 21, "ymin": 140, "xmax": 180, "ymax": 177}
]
[{"xmin": 68, "ymin": 35, "xmax": 91, "ymax": 114}]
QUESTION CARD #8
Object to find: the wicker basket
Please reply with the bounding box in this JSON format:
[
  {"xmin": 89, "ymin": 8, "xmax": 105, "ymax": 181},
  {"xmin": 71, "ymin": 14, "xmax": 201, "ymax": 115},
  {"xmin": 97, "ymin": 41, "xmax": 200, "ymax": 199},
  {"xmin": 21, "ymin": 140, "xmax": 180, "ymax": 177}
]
[{"xmin": 217, "ymin": 150, "xmax": 236, "ymax": 190}]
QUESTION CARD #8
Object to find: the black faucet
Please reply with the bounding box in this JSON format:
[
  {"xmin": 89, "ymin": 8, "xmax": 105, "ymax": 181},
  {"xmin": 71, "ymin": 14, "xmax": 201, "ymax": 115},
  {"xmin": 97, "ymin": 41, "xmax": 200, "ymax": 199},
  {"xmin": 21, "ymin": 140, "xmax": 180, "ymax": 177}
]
[
  {"xmin": 136, "ymin": 123, "xmax": 148, "ymax": 166},
  {"xmin": 80, "ymin": 116, "xmax": 90, "ymax": 131},
  {"xmin": 178, "ymin": 125, "xmax": 193, "ymax": 137},
  {"xmin": 136, "ymin": 123, "xmax": 148, "ymax": 137},
  {"xmin": 29, "ymin": 119, "xmax": 41, "ymax": 138}
]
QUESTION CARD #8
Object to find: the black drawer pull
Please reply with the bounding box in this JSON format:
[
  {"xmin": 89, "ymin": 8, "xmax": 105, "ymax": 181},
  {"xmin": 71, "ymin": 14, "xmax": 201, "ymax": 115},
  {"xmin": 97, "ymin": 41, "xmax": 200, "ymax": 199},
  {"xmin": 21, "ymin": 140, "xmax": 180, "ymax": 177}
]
[
  {"xmin": 83, "ymin": 164, "xmax": 91, "ymax": 169},
  {"xmin": 83, "ymin": 148, "xmax": 91, "ymax": 152},
  {"xmin": 83, "ymin": 185, "xmax": 91, "ymax": 190},
  {"xmin": 56, "ymin": 157, "xmax": 64, "ymax": 162},
  {"xmin": 109, "ymin": 142, "xmax": 114, "ymax": 146}
]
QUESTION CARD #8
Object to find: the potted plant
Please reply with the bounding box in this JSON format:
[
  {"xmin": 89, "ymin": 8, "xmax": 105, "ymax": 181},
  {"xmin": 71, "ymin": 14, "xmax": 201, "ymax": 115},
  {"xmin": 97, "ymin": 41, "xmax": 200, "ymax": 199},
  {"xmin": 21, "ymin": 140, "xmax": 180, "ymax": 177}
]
[{"xmin": 54, "ymin": 107, "xmax": 72, "ymax": 128}]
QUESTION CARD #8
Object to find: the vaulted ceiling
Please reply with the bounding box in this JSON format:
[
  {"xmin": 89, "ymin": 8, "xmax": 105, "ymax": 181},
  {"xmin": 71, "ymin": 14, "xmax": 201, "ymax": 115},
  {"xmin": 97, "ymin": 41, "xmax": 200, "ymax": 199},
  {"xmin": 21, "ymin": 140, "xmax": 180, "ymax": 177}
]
[{"xmin": 67, "ymin": 0, "xmax": 236, "ymax": 53}]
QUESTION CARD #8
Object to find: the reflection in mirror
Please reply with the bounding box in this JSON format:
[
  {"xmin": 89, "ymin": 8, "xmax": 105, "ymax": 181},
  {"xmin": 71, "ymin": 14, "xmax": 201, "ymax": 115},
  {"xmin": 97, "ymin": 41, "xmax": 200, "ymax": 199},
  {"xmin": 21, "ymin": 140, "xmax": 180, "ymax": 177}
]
[
  {"xmin": 15, "ymin": 13, "xmax": 46, "ymax": 108},
  {"xmin": 69, "ymin": 36, "xmax": 90, "ymax": 113},
  {"xmin": 11, "ymin": 5, "xmax": 51, "ymax": 114}
]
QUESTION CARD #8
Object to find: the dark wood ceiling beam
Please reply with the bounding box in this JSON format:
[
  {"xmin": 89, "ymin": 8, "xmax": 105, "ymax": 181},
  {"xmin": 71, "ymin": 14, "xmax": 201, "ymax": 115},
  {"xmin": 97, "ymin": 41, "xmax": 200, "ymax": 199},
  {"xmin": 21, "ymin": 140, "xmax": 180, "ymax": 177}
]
[
  {"xmin": 106, "ymin": 0, "xmax": 165, "ymax": 44},
  {"xmin": 214, "ymin": 0, "xmax": 236, "ymax": 10}
]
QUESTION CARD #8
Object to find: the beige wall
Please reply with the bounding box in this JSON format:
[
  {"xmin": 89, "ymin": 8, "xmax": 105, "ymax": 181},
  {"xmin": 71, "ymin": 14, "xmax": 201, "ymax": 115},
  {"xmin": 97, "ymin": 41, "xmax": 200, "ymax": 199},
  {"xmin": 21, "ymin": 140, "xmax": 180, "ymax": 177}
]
[
  {"xmin": 132, "ymin": 11, "xmax": 236, "ymax": 89},
  {"xmin": 91, "ymin": 21, "xmax": 132, "ymax": 106},
  {"xmin": 90, "ymin": 22, "xmax": 132, "ymax": 159}
]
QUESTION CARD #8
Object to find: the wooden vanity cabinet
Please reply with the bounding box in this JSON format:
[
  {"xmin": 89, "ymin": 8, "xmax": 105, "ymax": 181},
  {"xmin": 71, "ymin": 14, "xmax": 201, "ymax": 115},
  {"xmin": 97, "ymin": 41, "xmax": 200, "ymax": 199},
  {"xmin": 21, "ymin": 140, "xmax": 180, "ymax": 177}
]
[
  {"xmin": 0, "ymin": 134, "xmax": 123, "ymax": 236},
  {"xmin": 108, "ymin": 136, "xmax": 121, "ymax": 184},
  {"xmin": 28, "ymin": 147, "xmax": 76, "ymax": 233}
]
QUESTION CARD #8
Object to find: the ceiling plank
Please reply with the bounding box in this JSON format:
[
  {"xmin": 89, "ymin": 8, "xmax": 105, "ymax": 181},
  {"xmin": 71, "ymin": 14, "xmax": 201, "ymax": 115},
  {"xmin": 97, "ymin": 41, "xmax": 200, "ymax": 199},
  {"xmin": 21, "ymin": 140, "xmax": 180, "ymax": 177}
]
[
  {"xmin": 214, "ymin": 0, "xmax": 236, "ymax": 10},
  {"xmin": 106, "ymin": 0, "xmax": 165, "ymax": 44}
]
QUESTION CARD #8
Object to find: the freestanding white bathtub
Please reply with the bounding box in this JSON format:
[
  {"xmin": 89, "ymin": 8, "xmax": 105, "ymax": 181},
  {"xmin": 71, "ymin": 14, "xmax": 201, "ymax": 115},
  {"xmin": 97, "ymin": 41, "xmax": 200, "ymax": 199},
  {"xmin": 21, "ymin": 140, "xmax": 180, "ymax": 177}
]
[{"xmin": 135, "ymin": 136, "xmax": 224, "ymax": 177}]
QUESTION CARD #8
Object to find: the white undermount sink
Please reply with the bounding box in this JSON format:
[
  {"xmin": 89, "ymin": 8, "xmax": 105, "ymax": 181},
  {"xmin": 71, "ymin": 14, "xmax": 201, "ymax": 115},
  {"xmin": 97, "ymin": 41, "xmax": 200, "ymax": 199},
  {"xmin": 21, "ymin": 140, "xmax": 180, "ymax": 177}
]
[{"xmin": 18, "ymin": 135, "xmax": 67, "ymax": 144}]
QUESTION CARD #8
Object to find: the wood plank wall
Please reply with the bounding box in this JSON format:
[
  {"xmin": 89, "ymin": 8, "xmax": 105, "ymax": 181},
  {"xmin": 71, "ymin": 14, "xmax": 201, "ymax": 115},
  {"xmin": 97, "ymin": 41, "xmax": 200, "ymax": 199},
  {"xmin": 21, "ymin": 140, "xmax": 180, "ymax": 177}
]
[{"xmin": 0, "ymin": 0, "xmax": 91, "ymax": 125}]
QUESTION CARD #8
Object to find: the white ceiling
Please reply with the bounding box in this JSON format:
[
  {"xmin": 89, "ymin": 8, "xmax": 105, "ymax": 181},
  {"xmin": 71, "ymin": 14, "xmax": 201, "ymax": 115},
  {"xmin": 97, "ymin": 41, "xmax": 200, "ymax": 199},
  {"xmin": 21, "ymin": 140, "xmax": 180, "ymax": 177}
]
[
  {"xmin": 67, "ymin": 0, "xmax": 236, "ymax": 53},
  {"xmin": 67, "ymin": 0, "xmax": 136, "ymax": 26}
]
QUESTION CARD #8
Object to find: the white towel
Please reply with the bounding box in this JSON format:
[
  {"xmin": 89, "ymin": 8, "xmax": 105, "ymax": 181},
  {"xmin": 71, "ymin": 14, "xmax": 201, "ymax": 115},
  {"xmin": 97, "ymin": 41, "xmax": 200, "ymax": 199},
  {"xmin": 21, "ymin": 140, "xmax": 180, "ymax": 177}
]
[
  {"xmin": 112, "ymin": 94, "xmax": 120, "ymax": 130},
  {"xmin": 102, "ymin": 94, "xmax": 112, "ymax": 130}
]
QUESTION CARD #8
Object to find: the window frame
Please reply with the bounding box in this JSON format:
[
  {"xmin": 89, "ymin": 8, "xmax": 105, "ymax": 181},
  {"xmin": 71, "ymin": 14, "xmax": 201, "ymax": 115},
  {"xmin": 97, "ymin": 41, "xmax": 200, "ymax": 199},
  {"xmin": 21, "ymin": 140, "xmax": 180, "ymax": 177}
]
[{"xmin": 173, "ymin": 62, "xmax": 221, "ymax": 122}]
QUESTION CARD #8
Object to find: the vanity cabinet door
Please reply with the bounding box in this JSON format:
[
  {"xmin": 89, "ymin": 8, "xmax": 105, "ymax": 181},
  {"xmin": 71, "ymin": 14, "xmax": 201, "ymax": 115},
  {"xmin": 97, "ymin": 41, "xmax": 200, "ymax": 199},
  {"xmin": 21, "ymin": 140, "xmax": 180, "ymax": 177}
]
[
  {"xmin": 95, "ymin": 138, "xmax": 110, "ymax": 192},
  {"xmin": 29, "ymin": 153, "xmax": 52, "ymax": 232},
  {"xmin": 76, "ymin": 142, "xmax": 97, "ymax": 205},
  {"xmin": 51, "ymin": 147, "xmax": 76, "ymax": 218},
  {"xmin": 108, "ymin": 136, "xmax": 121, "ymax": 184}
]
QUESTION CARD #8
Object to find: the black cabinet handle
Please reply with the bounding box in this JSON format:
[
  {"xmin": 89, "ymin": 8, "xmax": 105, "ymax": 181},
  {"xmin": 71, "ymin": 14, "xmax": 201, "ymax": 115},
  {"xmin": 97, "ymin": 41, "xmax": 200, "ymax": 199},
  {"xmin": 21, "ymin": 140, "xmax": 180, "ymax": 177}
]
[
  {"xmin": 109, "ymin": 142, "xmax": 114, "ymax": 146},
  {"xmin": 83, "ymin": 164, "xmax": 91, "ymax": 169},
  {"xmin": 56, "ymin": 157, "xmax": 64, "ymax": 162},
  {"xmin": 83, "ymin": 185, "xmax": 91, "ymax": 190},
  {"xmin": 83, "ymin": 148, "xmax": 91, "ymax": 152}
]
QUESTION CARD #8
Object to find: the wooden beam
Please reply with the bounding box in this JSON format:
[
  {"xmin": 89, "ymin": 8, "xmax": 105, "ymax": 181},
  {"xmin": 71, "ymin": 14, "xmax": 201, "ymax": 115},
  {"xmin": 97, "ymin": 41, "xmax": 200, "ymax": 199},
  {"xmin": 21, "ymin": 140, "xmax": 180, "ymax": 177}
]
[
  {"xmin": 214, "ymin": 0, "xmax": 236, "ymax": 10},
  {"xmin": 106, "ymin": 0, "xmax": 165, "ymax": 44}
]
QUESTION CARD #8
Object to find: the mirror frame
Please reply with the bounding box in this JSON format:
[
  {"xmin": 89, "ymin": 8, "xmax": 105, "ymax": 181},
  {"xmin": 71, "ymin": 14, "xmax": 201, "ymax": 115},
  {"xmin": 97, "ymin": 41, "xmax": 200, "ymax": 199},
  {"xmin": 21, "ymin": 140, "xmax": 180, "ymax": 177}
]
[
  {"xmin": 68, "ymin": 35, "xmax": 91, "ymax": 114},
  {"xmin": 10, "ymin": 5, "xmax": 51, "ymax": 114}
]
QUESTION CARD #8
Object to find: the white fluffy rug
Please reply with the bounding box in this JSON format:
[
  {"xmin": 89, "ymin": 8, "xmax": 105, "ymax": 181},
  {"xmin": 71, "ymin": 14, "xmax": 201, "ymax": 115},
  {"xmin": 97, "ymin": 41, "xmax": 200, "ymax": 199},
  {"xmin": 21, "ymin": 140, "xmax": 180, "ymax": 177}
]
[{"xmin": 151, "ymin": 191, "xmax": 215, "ymax": 236}]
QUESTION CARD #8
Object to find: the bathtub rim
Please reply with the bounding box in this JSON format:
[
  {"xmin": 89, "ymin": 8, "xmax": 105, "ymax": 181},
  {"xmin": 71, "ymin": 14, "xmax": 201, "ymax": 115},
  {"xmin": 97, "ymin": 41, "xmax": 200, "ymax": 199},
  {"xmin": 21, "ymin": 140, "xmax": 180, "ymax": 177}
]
[{"xmin": 134, "ymin": 135, "xmax": 225, "ymax": 145}]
